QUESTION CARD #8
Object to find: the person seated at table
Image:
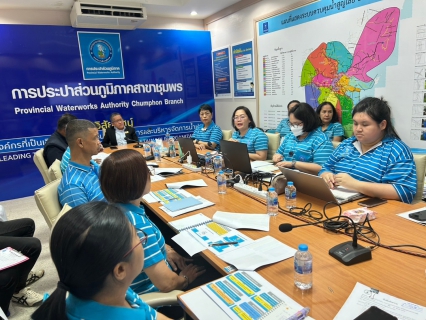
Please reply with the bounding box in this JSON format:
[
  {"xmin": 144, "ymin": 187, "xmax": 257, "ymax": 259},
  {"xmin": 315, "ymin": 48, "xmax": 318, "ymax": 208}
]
[
  {"xmin": 192, "ymin": 104, "xmax": 223, "ymax": 151},
  {"xmin": 32, "ymin": 202, "xmax": 170, "ymax": 320},
  {"xmin": 102, "ymin": 113, "xmax": 138, "ymax": 147},
  {"xmin": 316, "ymin": 101, "xmax": 344, "ymax": 142},
  {"xmin": 319, "ymin": 97, "xmax": 417, "ymax": 203},
  {"xmin": 229, "ymin": 106, "xmax": 268, "ymax": 161},
  {"xmin": 275, "ymin": 100, "xmax": 300, "ymax": 138},
  {"xmin": 272, "ymin": 102, "xmax": 334, "ymax": 175},
  {"xmin": 100, "ymin": 149, "xmax": 205, "ymax": 295}
]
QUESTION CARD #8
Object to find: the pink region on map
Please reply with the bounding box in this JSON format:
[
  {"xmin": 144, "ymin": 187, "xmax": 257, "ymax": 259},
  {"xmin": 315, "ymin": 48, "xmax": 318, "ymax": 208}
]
[
  {"xmin": 347, "ymin": 7, "xmax": 400, "ymax": 82},
  {"xmin": 312, "ymin": 74, "xmax": 334, "ymax": 87}
]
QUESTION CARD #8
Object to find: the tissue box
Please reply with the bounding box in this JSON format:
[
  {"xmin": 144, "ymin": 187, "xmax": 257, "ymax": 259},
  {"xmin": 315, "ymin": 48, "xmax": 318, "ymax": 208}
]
[{"xmin": 342, "ymin": 207, "xmax": 376, "ymax": 223}]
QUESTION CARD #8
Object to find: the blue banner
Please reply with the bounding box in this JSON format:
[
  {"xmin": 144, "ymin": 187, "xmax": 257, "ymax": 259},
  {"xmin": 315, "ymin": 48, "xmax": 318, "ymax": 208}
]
[
  {"xmin": 232, "ymin": 41, "xmax": 255, "ymax": 98},
  {"xmin": 0, "ymin": 25, "xmax": 213, "ymax": 201},
  {"xmin": 212, "ymin": 47, "xmax": 232, "ymax": 98},
  {"xmin": 259, "ymin": 0, "xmax": 381, "ymax": 35}
]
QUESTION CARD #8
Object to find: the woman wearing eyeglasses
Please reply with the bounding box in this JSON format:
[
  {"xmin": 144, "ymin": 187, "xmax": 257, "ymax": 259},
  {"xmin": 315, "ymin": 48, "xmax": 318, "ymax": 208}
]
[
  {"xmin": 272, "ymin": 102, "xmax": 334, "ymax": 175},
  {"xmin": 100, "ymin": 149, "xmax": 205, "ymax": 296},
  {"xmin": 229, "ymin": 106, "xmax": 268, "ymax": 160},
  {"xmin": 32, "ymin": 202, "xmax": 170, "ymax": 320},
  {"xmin": 191, "ymin": 104, "xmax": 223, "ymax": 150}
]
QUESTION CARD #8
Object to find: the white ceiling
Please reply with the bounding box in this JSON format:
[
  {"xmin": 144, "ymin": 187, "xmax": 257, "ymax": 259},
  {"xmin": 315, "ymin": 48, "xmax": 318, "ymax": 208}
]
[{"xmin": 0, "ymin": 0, "xmax": 242, "ymax": 19}]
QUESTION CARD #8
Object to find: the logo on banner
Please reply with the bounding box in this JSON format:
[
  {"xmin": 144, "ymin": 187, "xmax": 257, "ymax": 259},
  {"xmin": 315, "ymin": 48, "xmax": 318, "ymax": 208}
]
[
  {"xmin": 263, "ymin": 22, "xmax": 269, "ymax": 33},
  {"xmin": 89, "ymin": 39, "xmax": 113, "ymax": 63}
]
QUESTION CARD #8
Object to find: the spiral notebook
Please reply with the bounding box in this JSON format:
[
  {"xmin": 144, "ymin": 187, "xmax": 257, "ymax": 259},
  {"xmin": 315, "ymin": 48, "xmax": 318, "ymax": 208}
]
[{"xmin": 168, "ymin": 213, "xmax": 212, "ymax": 232}]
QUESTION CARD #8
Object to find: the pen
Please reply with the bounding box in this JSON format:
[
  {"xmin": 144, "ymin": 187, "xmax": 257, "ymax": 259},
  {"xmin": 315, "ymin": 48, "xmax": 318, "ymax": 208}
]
[
  {"xmin": 286, "ymin": 307, "xmax": 310, "ymax": 320},
  {"xmin": 209, "ymin": 241, "xmax": 239, "ymax": 247}
]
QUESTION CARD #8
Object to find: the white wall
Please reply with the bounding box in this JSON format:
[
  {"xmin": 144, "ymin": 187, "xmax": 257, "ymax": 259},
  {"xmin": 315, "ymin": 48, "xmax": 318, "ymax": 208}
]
[
  {"xmin": 0, "ymin": 9, "xmax": 204, "ymax": 30},
  {"xmin": 207, "ymin": 0, "xmax": 302, "ymax": 130}
]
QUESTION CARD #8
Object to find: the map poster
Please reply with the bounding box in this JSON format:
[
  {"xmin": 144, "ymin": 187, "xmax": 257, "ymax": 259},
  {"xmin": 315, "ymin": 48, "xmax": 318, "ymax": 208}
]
[
  {"xmin": 232, "ymin": 40, "xmax": 255, "ymax": 98},
  {"xmin": 256, "ymin": 0, "xmax": 426, "ymax": 148},
  {"xmin": 212, "ymin": 46, "xmax": 232, "ymax": 98},
  {"xmin": 77, "ymin": 31, "xmax": 125, "ymax": 80}
]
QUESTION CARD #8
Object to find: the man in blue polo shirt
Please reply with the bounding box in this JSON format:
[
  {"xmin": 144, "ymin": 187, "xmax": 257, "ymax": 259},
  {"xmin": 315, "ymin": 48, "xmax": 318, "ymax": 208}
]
[
  {"xmin": 192, "ymin": 104, "xmax": 223, "ymax": 151},
  {"xmin": 58, "ymin": 119, "xmax": 105, "ymax": 207}
]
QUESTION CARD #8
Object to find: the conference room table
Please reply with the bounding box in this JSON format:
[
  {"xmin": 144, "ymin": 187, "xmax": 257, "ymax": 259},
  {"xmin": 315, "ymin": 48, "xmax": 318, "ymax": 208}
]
[{"xmin": 105, "ymin": 144, "xmax": 426, "ymax": 319}]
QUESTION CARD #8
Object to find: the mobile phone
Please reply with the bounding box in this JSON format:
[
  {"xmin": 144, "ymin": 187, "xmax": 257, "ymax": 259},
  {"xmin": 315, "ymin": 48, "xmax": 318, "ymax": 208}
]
[
  {"xmin": 408, "ymin": 210, "xmax": 426, "ymax": 221},
  {"xmin": 354, "ymin": 306, "xmax": 397, "ymax": 319},
  {"xmin": 358, "ymin": 198, "xmax": 387, "ymax": 208},
  {"xmin": 110, "ymin": 146, "xmax": 118, "ymax": 149}
]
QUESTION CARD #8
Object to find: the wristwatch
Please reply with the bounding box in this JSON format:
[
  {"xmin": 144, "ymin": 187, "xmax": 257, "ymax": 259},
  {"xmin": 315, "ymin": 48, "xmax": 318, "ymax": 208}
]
[
  {"xmin": 208, "ymin": 141, "xmax": 212, "ymax": 148},
  {"xmin": 291, "ymin": 159, "xmax": 297, "ymax": 169},
  {"xmin": 195, "ymin": 139, "xmax": 199, "ymax": 144}
]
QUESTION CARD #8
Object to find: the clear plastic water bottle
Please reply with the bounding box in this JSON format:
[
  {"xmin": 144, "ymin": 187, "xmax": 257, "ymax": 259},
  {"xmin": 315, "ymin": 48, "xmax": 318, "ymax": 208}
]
[
  {"xmin": 165, "ymin": 132, "xmax": 170, "ymax": 148},
  {"xmin": 285, "ymin": 181, "xmax": 297, "ymax": 209},
  {"xmin": 153, "ymin": 146, "xmax": 161, "ymax": 162},
  {"xmin": 294, "ymin": 244, "xmax": 313, "ymax": 290},
  {"xmin": 143, "ymin": 144, "xmax": 151, "ymax": 157},
  {"xmin": 205, "ymin": 152, "xmax": 212, "ymax": 169},
  {"xmin": 217, "ymin": 170, "xmax": 227, "ymax": 194},
  {"xmin": 267, "ymin": 187, "xmax": 279, "ymax": 216},
  {"xmin": 168, "ymin": 137, "xmax": 176, "ymax": 157},
  {"xmin": 213, "ymin": 155, "xmax": 223, "ymax": 174}
]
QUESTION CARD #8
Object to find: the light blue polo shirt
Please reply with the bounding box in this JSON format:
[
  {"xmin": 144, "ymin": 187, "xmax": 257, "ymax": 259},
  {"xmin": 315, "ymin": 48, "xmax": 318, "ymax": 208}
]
[
  {"xmin": 231, "ymin": 128, "xmax": 268, "ymax": 154},
  {"xmin": 276, "ymin": 118, "xmax": 291, "ymax": 138},
  {"xmin": 66, "ymin": 288, "xmax": 157, "ymax": 320},
  {"xmin": 276, "ymin": 130, "xmax": 334, "ymax": 165},
  {"xmin": 319, "ymin": 136, "xmax": 417, "ymax": 203},
  {"xmin": 119, "ymin": 203, "xmax": 170, "ymax": 294},
  {"xmin": 191, "ymin": 122, "xmax": 223, "ymax": 150},
  {"xmin": 60, "ymin": 147, "xmax": 71, "ymax": 173},
  {"xmin": 318, "ymin": 122, "xmax": 344, "ymax": 140},
  {"xmin": 58, "ymin": 160, "xmax": 105, "ymax": 207}
]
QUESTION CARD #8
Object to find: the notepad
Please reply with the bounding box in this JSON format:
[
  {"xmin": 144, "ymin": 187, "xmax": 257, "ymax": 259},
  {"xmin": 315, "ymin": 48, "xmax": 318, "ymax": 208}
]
[
  {"xmin": 163, "ymin": 197, "xmax": 202, "ymax": 212},
  {"xmin": 153, "ymin": 168, "xmax": 183, "ymax": 177},
  {"xmin": 160, "ymin": 196, "xmax": 214, "ymax": 217},
  {"xmin": 166, "ymin": 179, "xmax": 208, "ymax": 189},
  {"xmin": 169, "ymin": 213, "xmax": 213, "ymax": 231},
  {"xmin": 0, "ymin": 247, "xmax": 29, "ymax": 271}
]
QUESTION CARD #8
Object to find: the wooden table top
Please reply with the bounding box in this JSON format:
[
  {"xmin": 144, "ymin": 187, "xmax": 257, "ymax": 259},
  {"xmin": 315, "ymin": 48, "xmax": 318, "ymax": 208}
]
[{"xmin": 106, "ymin": 144, "xmax": 426, "ymax": 319}]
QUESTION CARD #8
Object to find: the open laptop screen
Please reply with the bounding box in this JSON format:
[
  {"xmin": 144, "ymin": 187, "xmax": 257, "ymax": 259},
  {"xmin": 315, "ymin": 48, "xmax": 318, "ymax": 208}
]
[
  {"xmin": 220, "ymin": 140, "xmax": 252, "ymax": 174},
  {"xmin": 177, "ymin": 138, "xmax": 200, "ymax": 164}
]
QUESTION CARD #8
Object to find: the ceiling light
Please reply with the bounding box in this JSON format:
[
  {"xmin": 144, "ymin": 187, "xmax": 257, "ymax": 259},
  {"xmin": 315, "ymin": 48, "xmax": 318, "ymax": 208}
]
[{"xmin": 190, "ymin": 11, "xmax": 197, "ymax": 16}]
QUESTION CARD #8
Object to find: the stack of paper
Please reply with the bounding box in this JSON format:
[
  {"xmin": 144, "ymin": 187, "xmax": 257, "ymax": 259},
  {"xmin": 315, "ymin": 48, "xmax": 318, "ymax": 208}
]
[{"xmin": 166, "ymin": 179, "xmax": 208, "ymax": 189}]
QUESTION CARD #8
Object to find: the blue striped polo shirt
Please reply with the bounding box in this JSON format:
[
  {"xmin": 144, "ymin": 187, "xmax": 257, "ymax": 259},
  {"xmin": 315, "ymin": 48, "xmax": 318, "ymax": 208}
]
[
  {"xmin": 319, "ymin": 136, "xmax": 417, "ymax": 203},
  {"xmin": 276, "ymin": 130, "xmax": 334, "ymax": 165},
  {"xmin": 60, "ymin": 147, "xmax": 71, "ymax": 173},
  {"xmin": 317, "ymin": 122, "xmax": 345, "ymax": 140},
  {"xmin": 191, "ymin": 122, "xmax": 223, "ymax": 150},
  {"xmin": 119, "ymin": 203, "xmax": 170, "ymax": 294},
  {"xmin": 58, "ymin": 161, "xmax": 105, "ymax": 207},
  {"xmin": 276, "ymin": 118, "xmax": 291, "ymax": 138},
  {"xmin": 231, "ymin": 128, "xmax": 268, "ymax": 154}
]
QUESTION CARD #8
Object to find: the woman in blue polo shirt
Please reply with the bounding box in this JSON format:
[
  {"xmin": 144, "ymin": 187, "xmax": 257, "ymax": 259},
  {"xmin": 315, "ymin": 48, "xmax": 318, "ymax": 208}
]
[
  {"xmin": 272, "ymin": 102, "xmax": 334, "ymax": 175},
  {"xmin": 275, "ymin": 100, "xmax": 300, "ymax": 138},
  {"xmin": 100, "ymin": 150, "xmax": 205, "ymax": 296},
  {"xmin": 316, "ymin": 101, "xmax": 344, "ymax": 142},
  {"xmin": 32, "ymin": 202, "xmax": 168, "ymax": 320},
  {"xmin": 191, "ymin": 104, "xmax": 223, "ymax": 150},
  {"xmin": 229, "ymin": 106, "xmax": 268, "ymax": 161},
  {"xmin": 319, "ymin": 97, "xmax": 417, "ymax": 203}
]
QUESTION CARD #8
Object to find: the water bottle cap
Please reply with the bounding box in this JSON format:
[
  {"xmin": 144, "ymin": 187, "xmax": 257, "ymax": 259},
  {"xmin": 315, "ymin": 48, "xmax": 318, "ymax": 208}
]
[
  {"xmin": 206, "ymin": 152, "xmax": 211, "ymax": 155},
  {"xmin": 287, "ymin": 181, "xmax": 293, "ymax": 186},
  {"xmin": 219, "ymin": 170, "xmax": 224, "ymax": 174},
  {"xmin": 268, "ymin": 187, "xmax": 275, "ymax": 191},
  {"xmin": 298, "ymin": 244, "xmax": 308, "ymax": 251}
]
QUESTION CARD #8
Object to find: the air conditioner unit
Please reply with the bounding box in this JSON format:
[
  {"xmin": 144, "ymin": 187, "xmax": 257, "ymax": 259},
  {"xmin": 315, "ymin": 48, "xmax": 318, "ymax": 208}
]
[{"xmin": 70, "ymin": 1, "xmax": 147, "ymax": 30}]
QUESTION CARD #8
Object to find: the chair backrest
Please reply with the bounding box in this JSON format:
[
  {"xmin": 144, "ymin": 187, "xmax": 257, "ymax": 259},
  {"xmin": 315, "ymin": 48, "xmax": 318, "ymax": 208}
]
[
  {"xmin": 34, "ymin": 179, "xmax": 62, "ymax": 229},
  {"xmin": 413, "ymin": 154, "xmax": 426, "ymax": 203},
  {"xmin": 265, "ymin": 133, "xmax": 280, "ymax": 160},
  {"xmin": 221, "ymin": 130, "xmax": 232, "ymax": 141},
  {"xmin": 33, "ymin": 148, "xmax": 50, "ymax": 184},
  {"xmin": 48, "ymin": 159, "xmax": 63, "ymax": 182},
  {"xmin": 332, "ymin": 141, "xmax": 341, "ymax": 149}
]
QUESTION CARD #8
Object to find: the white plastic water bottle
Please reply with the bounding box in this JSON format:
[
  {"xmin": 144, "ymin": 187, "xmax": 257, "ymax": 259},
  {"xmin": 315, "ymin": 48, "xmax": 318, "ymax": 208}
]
[
  {"xmin": 294, "ymin": 244, "xmax": 313, "ymax": 290},
  {"xmin": 153, "ymin": 146, "xmax": 161, "ymax": 162},
  {"xmin": 168, "ymin": 137, "xmax": 176, "ymax": 157},
  {"xmin": 143, "ymin": 144, "xmax": 151, "ymax": 157},
  {"xmin": 213, "ymin": 155, "xmax": 223, "ymax": 173},
  {"xmin": 205, "ymin": 152, "xmax": 212, "ymax": 169},
  {"xmin": 285, "ymin": 181, "xmax": 297, "ymax": 208},
  {"xmin": 165, "ymin": 132, "xmax": 170, "ymax": 148},
  {"xmin": 217, "ymin": 170, "xmax": 227, "ymax": 194},
  {"xmin": 266, "ymin": 187, "xmax": 279, "ymax": 216}
]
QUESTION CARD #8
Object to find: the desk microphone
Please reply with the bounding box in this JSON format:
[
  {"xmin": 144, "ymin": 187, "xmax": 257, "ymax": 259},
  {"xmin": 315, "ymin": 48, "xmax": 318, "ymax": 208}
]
[
  {"xmin": 279, "ymin": 216, "xmax": 372, "ymax": 266},
  {"xmin": 125, "ymin": 137, "xmax": 143, "ymax": 149}
]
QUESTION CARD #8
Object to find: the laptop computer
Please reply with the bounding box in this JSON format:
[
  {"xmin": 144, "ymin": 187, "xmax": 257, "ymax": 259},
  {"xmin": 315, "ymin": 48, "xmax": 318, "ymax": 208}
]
[
  {"xmin": 220, "ymin": 140, "xmax": 253, "ymax": 174},
  {"xmin": 278, "ymin": 167, "xmax": 364, "ymax": 204},
  {"xmin": 177, "ymin": 138, "xmax": 204, "ymax": 166}
]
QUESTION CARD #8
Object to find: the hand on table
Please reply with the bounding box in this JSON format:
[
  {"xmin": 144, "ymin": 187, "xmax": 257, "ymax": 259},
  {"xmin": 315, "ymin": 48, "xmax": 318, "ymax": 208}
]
[
  {"xmin": 275, "ymin": 161, "xmax": 291, "ymax": 168},
  {"xmin": 167, "ymin": 249, "xmax": 192, "ymax": 271},
  {"xmin": 272, "ymin": 154, "xmax": 283, "ymax": 163},
  {"xmin": 179, "ymin": 264, "xmax": 206, "ymax": 284},
  {"xmin": 320, "ymin": 172, "xmax": 336, "ymax": 189},
  {"xmin": 334, "ymin": 173, "xmax": 359, "ymax": 190},
  {"xmin": 195, "ymin": 143, "xmax": 205, "ymax": 150}
]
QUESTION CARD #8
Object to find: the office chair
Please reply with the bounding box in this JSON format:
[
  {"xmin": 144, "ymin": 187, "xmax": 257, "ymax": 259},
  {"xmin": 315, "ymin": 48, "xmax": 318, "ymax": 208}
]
[
  {"xmin": 48, "ymin": 159, "xmax": 62, "ymax": 182},
  {"xmin": 221, "ymin": 130, "xmax": 232, "ymax": 140},
  {"xmin": 33, "ymin": 148, "xmax": 50, "ymax": 184},
  {"xmin": 34, "ymin": 179, "xmax": 62, "ymax": 229},
  {"xmin": 413, "ymin": 154, "xmax": 426, "ymax": 203},
  {"xmin": 265, "ymin": 132, "xmax": 280, "ymax": 161}
]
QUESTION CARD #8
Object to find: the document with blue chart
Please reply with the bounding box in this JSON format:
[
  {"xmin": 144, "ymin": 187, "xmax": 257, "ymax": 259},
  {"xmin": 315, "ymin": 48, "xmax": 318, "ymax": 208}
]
[{"xmin": 201, "ymin": 271, "xmax": 302, "ymax": 320}]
